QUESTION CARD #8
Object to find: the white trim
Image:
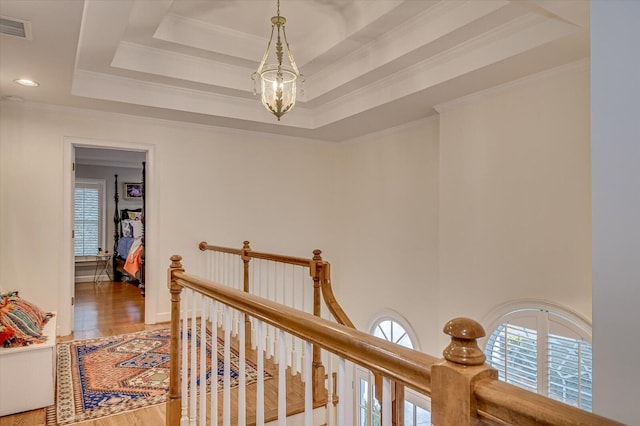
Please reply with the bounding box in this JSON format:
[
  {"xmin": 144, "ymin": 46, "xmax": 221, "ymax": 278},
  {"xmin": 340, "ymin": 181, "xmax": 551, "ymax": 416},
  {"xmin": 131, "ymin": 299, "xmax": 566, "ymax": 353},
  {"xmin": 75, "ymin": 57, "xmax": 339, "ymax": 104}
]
[
  {"xmin": 366, "ymin": 308, "xmax": 421, "ymax": 352},
  {"xmin": 480, "ymin": 298, "xmax": 592, "ymax": 348},
  {"xmin": 434, "ymin": 58, "xmax": 589, "ymax": 113},
  {"xmin": 74, "ymin": 274, "xmax": 108, "ymax": 283},
  {"xmin": 1, "ymin": 101, "xmax": 330, "ymax": 145},
  {"xmin": 343, "ymin": 115, "xmax": 439, "ymax": 146}
]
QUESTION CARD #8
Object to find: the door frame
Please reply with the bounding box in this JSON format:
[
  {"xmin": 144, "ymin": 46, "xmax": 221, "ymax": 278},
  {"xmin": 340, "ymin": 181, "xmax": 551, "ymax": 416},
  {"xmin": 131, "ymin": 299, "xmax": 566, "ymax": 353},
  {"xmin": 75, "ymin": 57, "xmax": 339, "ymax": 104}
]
[{"xmin": 61, "ymin": 136, "xmax": 156, "ymax": 336}]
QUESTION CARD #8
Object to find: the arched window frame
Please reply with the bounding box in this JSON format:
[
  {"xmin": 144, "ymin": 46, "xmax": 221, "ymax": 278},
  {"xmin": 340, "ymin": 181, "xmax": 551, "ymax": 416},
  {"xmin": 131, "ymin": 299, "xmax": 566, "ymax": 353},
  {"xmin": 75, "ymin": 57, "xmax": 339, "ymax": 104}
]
[
  {"xmin": 366, "ymin": 309, "xmax": 421, "ymax": 351},
  {"xmin": 481, "ymin": 300, "xmax": 593, "ymax": 411},
  {"xmin": 355, "ymin": 310, "xmax": 430, "ymax": 426}
]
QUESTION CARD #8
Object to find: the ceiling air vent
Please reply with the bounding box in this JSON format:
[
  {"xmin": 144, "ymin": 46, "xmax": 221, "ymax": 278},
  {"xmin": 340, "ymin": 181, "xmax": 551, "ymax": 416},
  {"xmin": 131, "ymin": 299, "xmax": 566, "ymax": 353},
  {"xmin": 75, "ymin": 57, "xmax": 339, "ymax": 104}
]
[{"xmin": 0, "ymin": 16, "xmax": 33, "ymax": 40}]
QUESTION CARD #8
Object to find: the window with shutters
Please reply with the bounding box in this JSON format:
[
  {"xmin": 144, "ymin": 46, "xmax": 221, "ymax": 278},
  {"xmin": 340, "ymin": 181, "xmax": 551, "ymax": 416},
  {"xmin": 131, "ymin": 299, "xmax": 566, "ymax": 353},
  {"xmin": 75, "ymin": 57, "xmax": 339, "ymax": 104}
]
[
  {"xmin": 483, "ymin": 304, "xmax": 593, "ymax": 412},
  {"xmin": 74, "ymin": 179, "xmax": 106, "ymax": 257}
]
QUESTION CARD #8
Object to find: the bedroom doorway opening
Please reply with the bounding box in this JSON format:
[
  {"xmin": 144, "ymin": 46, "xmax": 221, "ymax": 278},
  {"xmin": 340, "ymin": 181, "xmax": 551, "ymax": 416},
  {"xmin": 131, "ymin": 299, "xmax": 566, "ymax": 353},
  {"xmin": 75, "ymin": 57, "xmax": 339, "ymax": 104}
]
[{"xmin": 72, "ymin": 146, "xmax": 148, "ymax": 337}]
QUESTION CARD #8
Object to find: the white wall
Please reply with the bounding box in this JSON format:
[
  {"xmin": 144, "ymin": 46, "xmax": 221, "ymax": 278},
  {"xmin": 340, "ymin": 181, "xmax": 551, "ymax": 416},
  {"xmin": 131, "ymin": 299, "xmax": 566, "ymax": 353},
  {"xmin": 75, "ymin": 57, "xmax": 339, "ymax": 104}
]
[
  {"xmin": 0, "ymin": 103, "xmax": 337, "ymax": 334},
  {"xmin": 437, "ymin": 63, "xmax": 592, "ymax": 352},
  {"xmin": 1, "ymin": 62, "xmax": 594, "ymax": 363},
  {"xmin": 332, "ymin": 118, "xmax": 441, "ymax": 353},
  {"xmin": 331, "ymin": 63, "xmax": 593, "ymax": 357},
  {"xmin": 591, "ymin": 1, "xmax": 640, "ymax": 423}
]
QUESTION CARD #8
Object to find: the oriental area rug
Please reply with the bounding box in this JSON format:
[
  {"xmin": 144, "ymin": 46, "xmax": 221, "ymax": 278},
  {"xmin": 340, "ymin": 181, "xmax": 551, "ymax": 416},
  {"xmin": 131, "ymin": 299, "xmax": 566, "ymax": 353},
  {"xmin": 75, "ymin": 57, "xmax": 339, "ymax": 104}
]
[{"xmin": 46, "ymin": 327, "xmax": 268, "ymax": 425}]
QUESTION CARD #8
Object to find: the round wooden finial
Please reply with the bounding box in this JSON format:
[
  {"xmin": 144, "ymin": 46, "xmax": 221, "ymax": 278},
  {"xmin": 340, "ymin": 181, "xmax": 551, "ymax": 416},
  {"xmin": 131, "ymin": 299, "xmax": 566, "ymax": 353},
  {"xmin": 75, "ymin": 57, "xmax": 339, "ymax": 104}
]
[
  {"xmin": 243, "ymin": 240, "xmax": 251, "ymax": 250},
  {"xmin": 313, "ymin": 249, "xmax": 322, "ymax": 261},
  {"xmin": 442, "ymin": 317, "xmax": 486, "ymax": 366},
  {"xmin": 170, "ymin": 255, "xmax": 183, "ymax": 269},
  {"xmin": 198, "ymin": 241, "xmax": 207, "ymax": 251}
]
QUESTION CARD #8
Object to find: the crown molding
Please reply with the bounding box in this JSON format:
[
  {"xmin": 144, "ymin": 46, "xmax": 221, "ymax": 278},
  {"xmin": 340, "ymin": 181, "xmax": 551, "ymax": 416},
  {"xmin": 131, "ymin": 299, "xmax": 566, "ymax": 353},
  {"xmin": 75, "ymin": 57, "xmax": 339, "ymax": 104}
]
[
  {"xmin": 71, "ymin": 69, "xmax": 315, "ymax": 128},
  {"xmin": 433, "ymin": 57, "xmax": 589, "ymax": 113},
  {"xmin": 343, "ymin": 114, "xmax": 439, "ymax": 145},
  {"xmin": 1, "ymin": 100, "xmax": 331, "ymax": 145},
  {"xmin": 154, "ymin": 12, "xmax": 265, "ymax": 62},
  {"xmin": 305, "ymin": 0, "xmax": 507, "ymax": 101},
  {"xmin": 111, "ymin": 41, "xmax": 258, "ymax": 95}
]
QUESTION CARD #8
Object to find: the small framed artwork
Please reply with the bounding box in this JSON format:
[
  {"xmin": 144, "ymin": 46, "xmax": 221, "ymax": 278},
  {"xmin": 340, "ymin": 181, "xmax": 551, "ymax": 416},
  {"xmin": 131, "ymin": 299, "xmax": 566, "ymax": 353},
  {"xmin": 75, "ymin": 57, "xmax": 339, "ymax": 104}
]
[{"xmin": 123, "ymin": 182, "xmax": 143, "ymax": 200}]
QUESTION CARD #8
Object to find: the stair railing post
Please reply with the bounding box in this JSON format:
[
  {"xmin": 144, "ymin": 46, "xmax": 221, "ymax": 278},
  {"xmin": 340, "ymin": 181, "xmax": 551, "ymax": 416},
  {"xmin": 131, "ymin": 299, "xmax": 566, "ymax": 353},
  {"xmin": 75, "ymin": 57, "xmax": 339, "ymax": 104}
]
[
  {"xmin": 241, "ymin": 240, "xmax": 253, "ymax": 349},
  {"xmin": 431, "ymin": 317, "xmax": 498, "ymax": 426},
  {"xmin": 167, "ymin": 255, "xmax": 184, "ymax": 426},
  {"xmin": 310, "ymin": 249, "xmax": 329, "ymax": 406}
]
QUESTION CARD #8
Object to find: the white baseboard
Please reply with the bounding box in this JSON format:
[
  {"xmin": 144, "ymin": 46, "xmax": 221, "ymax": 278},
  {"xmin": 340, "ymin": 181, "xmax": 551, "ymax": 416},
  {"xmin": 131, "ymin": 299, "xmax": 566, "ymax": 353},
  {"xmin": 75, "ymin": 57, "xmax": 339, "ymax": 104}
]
[
  {"xmin": 155, "ymin": 311, "xmax": 171, "ymax": 323},
  {"xmin": 75, "ymin": 274, "xmax": 108, "ymax": 283}
]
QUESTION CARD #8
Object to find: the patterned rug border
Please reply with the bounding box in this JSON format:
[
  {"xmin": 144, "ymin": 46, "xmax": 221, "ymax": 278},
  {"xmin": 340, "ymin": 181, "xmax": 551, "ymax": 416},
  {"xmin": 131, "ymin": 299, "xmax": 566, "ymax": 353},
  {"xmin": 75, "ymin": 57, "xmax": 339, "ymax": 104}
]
[{"xmin": 46, "ymin": 327, "xmax": 268, "ymax": 425}]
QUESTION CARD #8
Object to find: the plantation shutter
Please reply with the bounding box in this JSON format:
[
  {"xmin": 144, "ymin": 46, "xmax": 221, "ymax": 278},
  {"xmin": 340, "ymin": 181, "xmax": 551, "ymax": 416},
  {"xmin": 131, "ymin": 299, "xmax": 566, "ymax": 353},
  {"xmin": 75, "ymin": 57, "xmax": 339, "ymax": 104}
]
[
  {"xmin": 486, "ymin": 323, "xmax": 538, "ymax": 393},
  {"xmin": 74, "ymin": 180, "xmax": 105, "ymax": 257},
  {"xmin": 485, "ymin": 310, "xmax": 593, "ymax": 412},
  {"xmin": 547, "ymin": 334, "xmax": 593, "ymax": 411}
]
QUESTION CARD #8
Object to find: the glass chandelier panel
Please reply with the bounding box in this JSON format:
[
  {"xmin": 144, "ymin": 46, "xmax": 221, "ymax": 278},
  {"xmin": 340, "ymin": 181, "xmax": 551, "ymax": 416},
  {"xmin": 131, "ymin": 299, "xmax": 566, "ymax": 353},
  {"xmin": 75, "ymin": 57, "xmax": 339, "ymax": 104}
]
[{"xmin": 252, "ymin": 1, "xmax": 302, "ymax": 121}]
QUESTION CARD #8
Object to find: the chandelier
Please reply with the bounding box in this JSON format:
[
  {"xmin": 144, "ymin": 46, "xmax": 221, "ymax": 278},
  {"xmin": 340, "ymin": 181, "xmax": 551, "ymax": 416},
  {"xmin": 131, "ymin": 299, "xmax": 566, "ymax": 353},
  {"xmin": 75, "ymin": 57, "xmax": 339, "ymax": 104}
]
[{"xmin": 252, "ymin": 0, "xmax": 302, "ymax": 121}]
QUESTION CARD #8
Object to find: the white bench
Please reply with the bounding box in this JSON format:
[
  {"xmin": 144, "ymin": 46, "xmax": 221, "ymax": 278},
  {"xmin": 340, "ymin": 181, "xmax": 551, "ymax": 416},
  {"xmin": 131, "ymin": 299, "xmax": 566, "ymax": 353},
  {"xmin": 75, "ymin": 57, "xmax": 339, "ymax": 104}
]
[{"xmin": 0, "ymin": 313, "xmax": 56, "ymax": 416}]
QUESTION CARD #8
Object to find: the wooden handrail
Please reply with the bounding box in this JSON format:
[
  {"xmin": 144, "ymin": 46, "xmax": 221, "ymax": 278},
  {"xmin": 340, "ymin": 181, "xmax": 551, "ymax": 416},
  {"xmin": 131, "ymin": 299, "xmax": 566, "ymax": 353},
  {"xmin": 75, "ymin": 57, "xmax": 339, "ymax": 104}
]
[
  {"xmin": 474, "ymin": 379, "xmax": 622, "ymax": 426},
  {"xmin": 172, "ymin": 268, "xmax": 438, "ymax": 395},
  {"xmin": 169, "ymin": 255, "xmax": 623, "ymax": 426},
  {"xmin": 198, "ymin": 241, "xmax": 241, "ymax": 255},
  {"xmin": 316, "ymin": 261, "xmax": 354, "ymax": 328},
  {"xmin": 200, "ymin": 241, "xmax": 310, "ymax": 267}
]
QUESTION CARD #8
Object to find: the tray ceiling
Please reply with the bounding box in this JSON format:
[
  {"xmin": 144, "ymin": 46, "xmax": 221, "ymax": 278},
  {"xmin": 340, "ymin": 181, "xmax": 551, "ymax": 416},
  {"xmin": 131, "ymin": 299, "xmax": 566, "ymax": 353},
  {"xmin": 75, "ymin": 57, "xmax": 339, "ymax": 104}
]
[{"xmin": 0, "ymin": 0, "xmax": 589, "ymax": 141}]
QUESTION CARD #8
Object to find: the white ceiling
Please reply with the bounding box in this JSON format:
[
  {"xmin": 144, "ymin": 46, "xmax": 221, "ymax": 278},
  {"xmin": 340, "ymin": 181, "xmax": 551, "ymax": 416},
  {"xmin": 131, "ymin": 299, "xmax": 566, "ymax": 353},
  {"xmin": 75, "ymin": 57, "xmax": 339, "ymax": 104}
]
[{"xmin": 0, "ymin": 0, "xmax": 589, "ymax": 141}]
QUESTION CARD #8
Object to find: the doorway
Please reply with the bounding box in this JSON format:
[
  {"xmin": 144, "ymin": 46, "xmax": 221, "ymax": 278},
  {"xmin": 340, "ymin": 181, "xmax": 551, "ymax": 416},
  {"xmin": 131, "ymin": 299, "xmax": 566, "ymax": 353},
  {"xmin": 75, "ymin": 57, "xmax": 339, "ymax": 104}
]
[
  {"xmin": 62, "ymin": 137, "xmax": 156, "ymax": 337},
  {"xmin": 73, "ymin": 147, "xmax": 147, "ymax": 336}
]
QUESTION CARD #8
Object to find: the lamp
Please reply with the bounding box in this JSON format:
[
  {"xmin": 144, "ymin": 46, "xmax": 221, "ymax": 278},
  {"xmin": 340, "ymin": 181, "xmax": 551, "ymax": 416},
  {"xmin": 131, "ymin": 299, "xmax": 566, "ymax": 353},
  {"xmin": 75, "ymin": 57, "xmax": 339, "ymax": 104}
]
[{"xmin": 252, "ymin": 0, "xmax": 302, "ymax": 121}]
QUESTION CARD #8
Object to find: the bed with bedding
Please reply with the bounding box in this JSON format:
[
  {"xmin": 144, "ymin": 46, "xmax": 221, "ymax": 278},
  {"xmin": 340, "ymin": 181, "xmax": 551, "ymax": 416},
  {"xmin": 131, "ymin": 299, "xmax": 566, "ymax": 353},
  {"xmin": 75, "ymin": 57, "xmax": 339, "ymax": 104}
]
[{"xmin": 112, "ymin": 163, "xmax": 145, "ymax": 295}]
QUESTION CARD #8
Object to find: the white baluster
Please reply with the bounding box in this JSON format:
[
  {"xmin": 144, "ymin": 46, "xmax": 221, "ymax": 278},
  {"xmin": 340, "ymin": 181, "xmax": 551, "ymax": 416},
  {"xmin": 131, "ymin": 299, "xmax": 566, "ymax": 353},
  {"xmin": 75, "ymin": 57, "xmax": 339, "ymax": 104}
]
[
  {"xmin": 290, "ymin": 265, "xmax": 297, "ymax": 376},
  {"xmin": 190, "ymin": 291, "xmax": 197, "ymax": 425},
  {"xmin": 238, "ymin": 311, "xmax": 246, "ymax": 426},
  {"xmin": 199, "ymin": 295, "xmax": 207, "ymax": 426},
  {"xmin": 337, "ymin": 357, "xmax": 346, "ymax": 426},
  {"xmin": 250, "ymin": 262, "xmax": 258, "ymax": 350},
  {"xmin": 382, "ymin": 376, "xmax": 391, "ymax": 426},
  {"xmin": 257, "ymin": 321, "xmax": 265, "ymax": 425},
  {"xmin": 278, "ymin": 329, "xmax": 286, "ymax": 426},
  {"xmin": 304, "ymin": 341, "xmax": 312, "ymax": 426},
  {"xmin": 266, "ymin": 263, "xmax": 274, "ymax": 360},
  {"xmin": 223, "ymin": 305, "xmax": 231, "ymax": 426},
  {"xmin": 181, "ymin": 289, "xmax": 189, "ymax": 426},
  {"xmin": 210, "ymin": 299, "xmax": 218, "ymax": 426}
]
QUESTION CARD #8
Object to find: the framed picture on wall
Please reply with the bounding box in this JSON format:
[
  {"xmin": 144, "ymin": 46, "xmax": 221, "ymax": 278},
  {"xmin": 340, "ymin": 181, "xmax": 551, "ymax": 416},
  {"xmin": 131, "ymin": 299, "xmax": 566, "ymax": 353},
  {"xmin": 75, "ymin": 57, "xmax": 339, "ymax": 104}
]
[{"xmin": 123, "ymin": 182, "xmax": 143, "ymax": 200}]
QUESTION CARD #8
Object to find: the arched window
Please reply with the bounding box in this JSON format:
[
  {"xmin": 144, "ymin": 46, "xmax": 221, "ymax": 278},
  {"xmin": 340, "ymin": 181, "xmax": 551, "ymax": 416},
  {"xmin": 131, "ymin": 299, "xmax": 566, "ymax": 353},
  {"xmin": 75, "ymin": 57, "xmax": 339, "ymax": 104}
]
[
  {"xmin": 356, "ymin": 311, "xmax": 430, "ymax": 425},
  {"xmin": 372, "ymin": 319, "xmax": 414, "ymax": 349},
  {"xmin": 482, "ymin": 301, "xmax": 593, "ymax": 412}
]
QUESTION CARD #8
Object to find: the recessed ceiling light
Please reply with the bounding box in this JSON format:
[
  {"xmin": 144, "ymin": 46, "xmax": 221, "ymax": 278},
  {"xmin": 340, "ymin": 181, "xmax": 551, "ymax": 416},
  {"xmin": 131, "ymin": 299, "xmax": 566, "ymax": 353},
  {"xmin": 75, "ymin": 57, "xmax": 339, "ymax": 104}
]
[{"xmin": 14, "ymin": 78, "xmax": 39, "ymax": 87}]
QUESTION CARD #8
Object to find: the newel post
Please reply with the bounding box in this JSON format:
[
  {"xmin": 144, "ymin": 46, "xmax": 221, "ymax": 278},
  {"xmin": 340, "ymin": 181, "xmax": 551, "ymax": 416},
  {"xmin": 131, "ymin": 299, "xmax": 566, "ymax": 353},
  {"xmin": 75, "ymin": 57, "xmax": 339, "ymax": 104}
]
[
  {"xmin": 310, "ymin": 249, "xmax": 329, "ymax": 406},
  {"xmin": 241, "ymin": 241, "xmax": 253, "ymax": 349},
  {"xmin": 431, "ymin": 318, "xmax": 498, "ymax": 426},
  {"xmin": 166, "ymin": 255, "xmax": 184, "ymax": 426}
]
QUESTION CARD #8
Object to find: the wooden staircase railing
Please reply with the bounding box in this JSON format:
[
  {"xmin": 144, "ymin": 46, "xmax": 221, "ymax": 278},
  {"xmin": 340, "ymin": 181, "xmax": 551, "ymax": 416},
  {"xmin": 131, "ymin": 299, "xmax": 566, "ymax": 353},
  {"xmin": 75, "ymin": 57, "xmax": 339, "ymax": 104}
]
[
  {"xmin": 199, "ymin": 241, "xmax": 354, "ymax": 407},
  {"xmin": 166, "ymin": 254, "xmax": 623, "ymax": 426}
]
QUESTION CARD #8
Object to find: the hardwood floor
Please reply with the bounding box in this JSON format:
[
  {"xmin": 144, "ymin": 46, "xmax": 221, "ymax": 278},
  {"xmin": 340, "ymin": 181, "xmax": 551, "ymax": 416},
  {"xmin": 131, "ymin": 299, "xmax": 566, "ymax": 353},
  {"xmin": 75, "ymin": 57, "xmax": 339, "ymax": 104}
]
[
  {"xmin": 1, "ymin": 281, "xmax": 308, "ymax": 426},
  {"xmin": 66, "ymin": 280, "xmax": 154, "ymax": 341}
]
